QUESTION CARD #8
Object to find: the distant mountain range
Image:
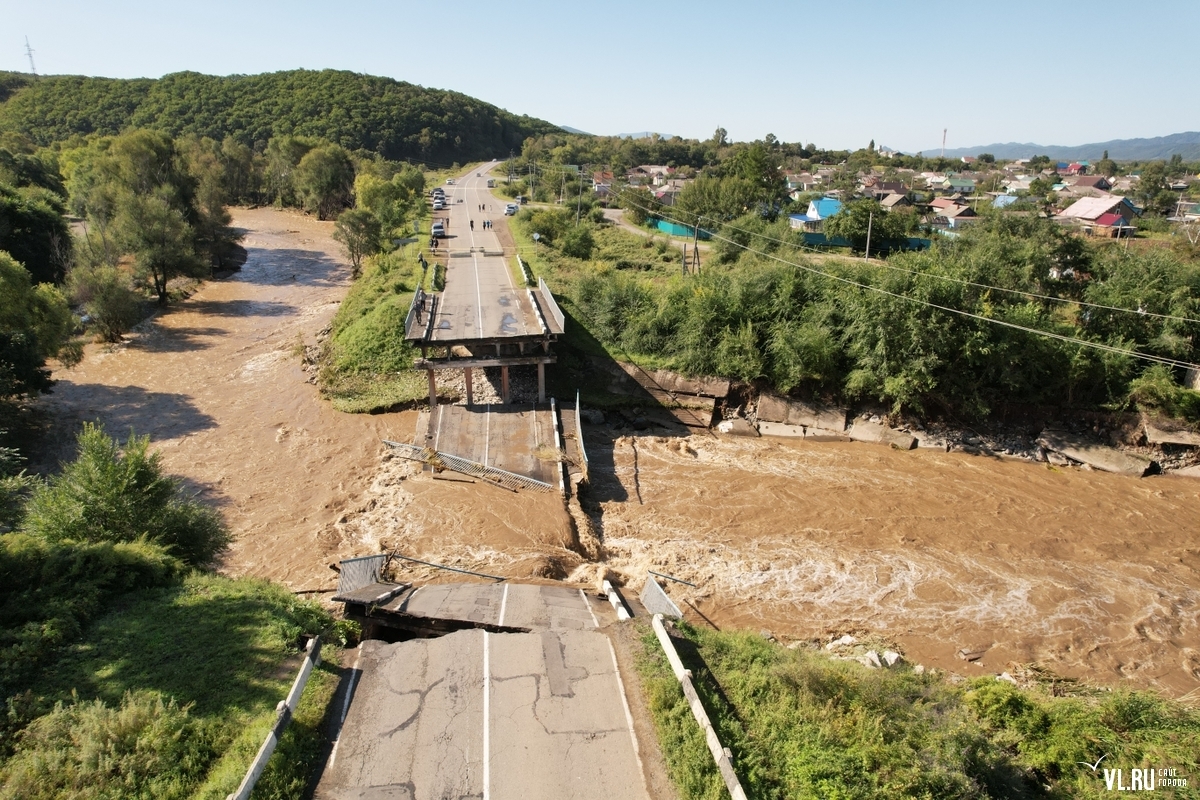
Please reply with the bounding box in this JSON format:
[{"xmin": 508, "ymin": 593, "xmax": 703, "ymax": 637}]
[{"xmin": 930, "ymin": 132, "xmax": 1200, "ymax": 162}]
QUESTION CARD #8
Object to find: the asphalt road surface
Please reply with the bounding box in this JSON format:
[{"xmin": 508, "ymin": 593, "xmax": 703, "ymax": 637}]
[
  {"xmin": 429, "ymin": 164, "xmax": 541, "ymax": 343},
  {"xmin": 316, "ymin": 583, "xmax": 649, "ymax": 800}
]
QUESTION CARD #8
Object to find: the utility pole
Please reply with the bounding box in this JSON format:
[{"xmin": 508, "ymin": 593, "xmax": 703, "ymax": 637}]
[
  {"xmin": 24, "ymin": 37, "xmax": 36, "ymax": 75},
  {"xmin": 941, "ymin": 128, "xmax": 947, "ymax": 159},
  {"xmin": 576, "ymin": 164, "xmax": 586, "ymax": 225},
  {"xmin": 864, "ymin": 210, "xmax": 873, "ymax": 260}
]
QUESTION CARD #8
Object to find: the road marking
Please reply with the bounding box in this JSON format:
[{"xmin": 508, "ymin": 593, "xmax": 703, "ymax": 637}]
[
  {"xmin": 484, "ymin": 404, "xmax": 490, "ymax": 465},
  {"xmin": 472, "ymin": 252, "xmax": 484, "ymax": 338},
  {"xmin": 325, "ymin": 641, "xmax": 365, "ymax": 769},
  {"xmin": 580, "ymin": 588, "xmax": 600, "ymax": 628},
  {"xmin": 606, "ymin": 637, "xmax": 648, "ymax": 794},
  {"xmin": 498, "ymin": 583, "xmax": 510, "ymax": 627},
  {"xmin": 483, "ymin": 630, "xmax": 491, "ymax": 800}
]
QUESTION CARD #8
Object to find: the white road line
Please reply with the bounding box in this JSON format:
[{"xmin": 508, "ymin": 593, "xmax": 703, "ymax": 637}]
[
  {"xmin": 472, "ymin": 252, "xmax": 484, "ymax": 338},
  {"xmin": 483, "ymin": 630, "xmax": 491, "ymax": 800},
  {"xmin": 607, "ymin": 638, "xmax": 648, "ymax": 795},
  {"xmin": 498, "ymin": 583, "xmax": 510, "ymax": 627},
  {"xmin": 326, "ymin": 642, "xmax": 365, "ymax": 769},
  {"xmin": 580, "ymin": 588, "xmax": 600, "ymax": 628},
  {"xmin": 484, "ymin": 404, "xmax": 490, "ymax": 465}
]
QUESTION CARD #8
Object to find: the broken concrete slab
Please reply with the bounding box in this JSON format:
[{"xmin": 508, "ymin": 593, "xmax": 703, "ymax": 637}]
[
  {"xmin": 716, "ymin": 418, "xmax": 759, "ymax": 437},
  {"xmin": 1170, "ymin": 464, "xmax": 1200, "ymax": 478},
  {"xmin": 1144, "ymin": 419, "xmax": 1200, "ymax": 447},
  {"xmin": 848, "ymin": 421, "xmax": 917, "ymax": 451},
  {"xmin": 757, "ymin": 421, "xmax": 851, "ymax": 441},
  {"xmin": 756, "ymin": 394, "xmax": 847, "ymax": 431},
  {"xmin": 1037, "ymin": 429, "xmax": 1154, "ymax": 477},
  {"xmin": 650, "ymin": 369, "xmax": 731, "ymax": 398}
]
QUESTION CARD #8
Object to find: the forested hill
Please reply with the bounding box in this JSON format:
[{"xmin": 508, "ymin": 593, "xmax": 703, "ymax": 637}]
[{"xmin": 0, "ymin": 69, "xmax": 561, "ymax": 162}]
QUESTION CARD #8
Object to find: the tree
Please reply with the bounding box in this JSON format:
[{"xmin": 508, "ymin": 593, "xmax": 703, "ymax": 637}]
[
  {"xmin": 332, "ymin": 209, "xmax": 381, "ymax": 277},
  {"xmin": 0, "ymin": 183, "xmax": 72, "ymax": 284},
  {"xmin": 823, "ymin": 199, "xmax": 910, "ymax": 254},
  {"xmin": 0, "ymin": 251, "xmax": 79, "ymax": 400},
  {"xmin": 293, "ymin": 144, "xmax": 354, "ymax": 220},
  {"xmin": 560, "ymin": 225, "xmax": 594, "ymax": 259},
  {"xmin": 114, "ymin": 189, "xmax": 203, "ymax": 304},
  {"xmin": 354, "ymin": 170, "xmax": 423, "ymax": 237},
  {"xmin": 22, "ymin": 423, "xmax": 231, "ymax": 567}
]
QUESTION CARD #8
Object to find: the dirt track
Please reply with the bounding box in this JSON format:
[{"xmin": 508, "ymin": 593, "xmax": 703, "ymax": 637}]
[{"xmin": 43, "ymin": 207, "xmax": 1200, "ymax": 696}]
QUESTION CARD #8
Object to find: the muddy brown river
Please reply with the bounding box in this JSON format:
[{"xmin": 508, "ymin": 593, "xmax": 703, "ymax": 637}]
[{"xmin": 43, "ymin": 207, "xmax": 1200, "ymax": 696}]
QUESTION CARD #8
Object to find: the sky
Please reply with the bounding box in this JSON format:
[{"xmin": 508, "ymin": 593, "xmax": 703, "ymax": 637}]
[{"xmin": 3, "ymin": 0, "xmax": 1198, "ymax": 153}]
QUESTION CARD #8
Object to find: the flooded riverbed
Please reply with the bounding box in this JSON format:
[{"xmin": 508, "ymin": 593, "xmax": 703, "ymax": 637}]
[{"xmin": 42, "ymin": 207, "xmax": 1200, "ymax": 696}]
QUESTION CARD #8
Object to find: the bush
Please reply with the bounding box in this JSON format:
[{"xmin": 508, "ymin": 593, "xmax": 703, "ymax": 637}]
[
  {"xmin": 559, "ymin": 225, "xmax": 595, "ymax": 260},
  {"xmin": 1125, "ymin": 364, "xmax": 1200, "ymax": 421},
  {"xmin": 0, "ymin": 691, "xmax": 215, "ymax": 800},
  {"xmin": 22, "ymin": 424, "xmax": 230, "ymax": 567},
  {"xmin": 68, "ymin": 264, "xmax": 142, "ymax": 342}
]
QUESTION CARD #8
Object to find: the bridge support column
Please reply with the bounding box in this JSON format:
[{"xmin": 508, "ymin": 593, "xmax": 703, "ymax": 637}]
[
  {"xmin": 464, "ymin": 367, "xmax": 474, "ymax": 406},
  {"xmin": 427, "ymin": 370, "xmax": 437, "ymax": 411},
  {"xmin": 501, "ymin": 366, "xmax": 510, "ymax": 404},
  {"xmin": 537, "ymin": 363, "xmax": 546, "ymax": 403}
]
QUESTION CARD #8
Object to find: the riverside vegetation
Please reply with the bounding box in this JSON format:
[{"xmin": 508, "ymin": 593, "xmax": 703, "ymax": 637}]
[{"xmin": 636, "ymin": 622, "xmax": 1200, "ymax": 800}]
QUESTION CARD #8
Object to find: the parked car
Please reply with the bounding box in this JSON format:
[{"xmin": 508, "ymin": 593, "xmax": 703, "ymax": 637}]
[
  {"xmin": 505, "ymin": 203, "xmax": 518, "ymax": 216},
  {"xmin": 432, "ymin": 199, "xmax": 444, "ymax": 210},
  {"xmin": 515, "ymin": 195, "xmax": 526, "ymax": 204},
  {"xmin": 431, "ymin": 221, "xmax": 446, "ymax": 237}
]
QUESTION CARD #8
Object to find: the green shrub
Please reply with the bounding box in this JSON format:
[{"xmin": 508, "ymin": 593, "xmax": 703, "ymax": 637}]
[
  {"xmin": 0, "ymin": 690, "xmax": 216, "ymax": 800},
  {"xmin": 22, "ymin": 424, "xmax": 230, "ymax": 567},
  {"xmin": 560, "ymin": 225, "xmax": 595, "ymax": 260},
  {"xmin": 1125, "ymin": 364, "xmax": 1200, "ymax": 421}
]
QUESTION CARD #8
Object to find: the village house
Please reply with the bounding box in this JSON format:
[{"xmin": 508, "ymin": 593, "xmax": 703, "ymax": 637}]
[
  {"xmin": 1057, "ymin": 195, "xmax": 1141, "ymax": 237},
  {"xmin": 880, "ymin": 192, "xmax": 911, "ymax": 210},
  {"xmin": 788, "ymin": 197, "xmax": 843, "ymax": 231},
  {"xmin": 626, "ymin": 165, "xmax": 674, "ymax": 187},
  {"xmin": 932, "ymin": 203, "xmax": 977, "ymax": 229}
]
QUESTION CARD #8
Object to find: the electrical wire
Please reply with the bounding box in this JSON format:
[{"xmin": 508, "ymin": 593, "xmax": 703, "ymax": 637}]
[{"xmin": 604, "ymin": 184, "xmax": 1200, "ymax": 371}]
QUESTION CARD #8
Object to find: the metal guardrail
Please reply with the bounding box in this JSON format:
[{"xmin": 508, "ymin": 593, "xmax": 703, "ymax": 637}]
[
  {"xmin": 226, "ymin": 635, "xmax": 323, "ymax": 800},
  {"xmin": 404, "ymin": 288, "xmax": 427, "ymax": 339},
  {"xmin": 538, "ymin": 276, "xmax": 565, "ymax": 331},
  {"xmin": 382, "ymin": 440, "xmax": 554, "ymax": 492},
  {"xmin": 517, "ymin": 254, "xmax": 533, "ymax": 286},
  {"xmin": 575, "ymin": 390, "xmax": 589, "ymax": 484},
  {"xmin": 651, "ymin": 616, "xmax": 748, "ymax": 800},
  {"xmin": 641, "ymin": 575, "xmax": 682, "ymax": 618},
  {"xmin": 337, "ymin": 554, "xmax": 386, "ymax": 596}
]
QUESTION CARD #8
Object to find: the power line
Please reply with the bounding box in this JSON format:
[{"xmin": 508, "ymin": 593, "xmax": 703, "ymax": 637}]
[{"xmin": 607, "ymin": 185, "xmax": 1200, "ymax": 371}]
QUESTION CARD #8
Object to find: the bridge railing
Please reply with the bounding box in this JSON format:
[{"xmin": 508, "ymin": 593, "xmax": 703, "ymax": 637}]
[
  {"xmin": 575, "ymin": 390, "xmax": 589, "ymax": 484},
  {"xmin": 226, "ymin": 635, "xmax": 323, "ymax": 800},
  {"xmin": 539, "ymin": 277, "xmax": 565, "ymax": 331},
  {"xmin": 517, "ymin": 254, "xmax": 533, "ymax": 286},
  {"xmin": 404, "ymin": 288, "xmax": 427, "ymax": 339}
]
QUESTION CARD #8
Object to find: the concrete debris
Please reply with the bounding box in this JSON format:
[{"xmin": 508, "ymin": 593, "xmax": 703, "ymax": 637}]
[
  {"xmin": 825, "ymin": 634, "xmax": 856, "ymax": 650},
  {"xmin": 861, "ymin": 650, "xmax": 883, "ymax": 669},
  {"xmin": 580, "ymin": 408, "xmax": 605, "ymax": 425},
  {"xmin": 957, "ymin": 645, "xmax": 990, "ymax": 662},
  {"xmin": 1171, "ymin": 464, "xmax": 1200, "ymax": 478},
  {"xmin": 997, "ymin": 672, "xmax": 1018, "ymax": 685},
  {"xmin": 1046, "ymin": 450, "xmax": 1074, "ymax": 467},
  {"xmin": 1143, "ymin": 419, "xmax": 1200, "ymax": 447},
  {"xmin": 1037, "ymin": 429, "xmax": 1154, "ymax": 477},
  {"xmin": 913, "ymin": 664, "xmax": 926, "ymax": 675},
  {"xmin": 756, "ymin": 421, "xmax": 851, "ymax": 441},
  {"xmin": 848, "ymin": 420, "xmax": 918, "ymax": 451},
  {"xmin": 717, "ymin": 418, "xmax": 760, "ymax": 437},
  {"xmin": 883, "ymin": 650, "xmax": 903, "ymax": 667},
  {"xmin": 756, "ymin": 394, "xmax": 847, "ymax": 431}
]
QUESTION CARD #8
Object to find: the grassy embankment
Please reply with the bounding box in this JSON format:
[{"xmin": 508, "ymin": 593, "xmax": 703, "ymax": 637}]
[
  {"xmin": 0, "ymin": 426, "xmax": 350, "ymax": 798},
  {"xmin": 317, "ymin": 164, "xmax": 480, "ymax": 413},
  {"xmin": 2, "ymin": 574, "xmax": 341, "ymax": 800},
  {"xmin": 637, "ymin": 621, "xmax": 1200, "ymax": 800}
]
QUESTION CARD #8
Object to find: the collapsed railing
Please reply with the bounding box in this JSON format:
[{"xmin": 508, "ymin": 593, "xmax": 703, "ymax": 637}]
[
  {"xmin": 575, "ymin": 391, "xmax": 589, "ymax": 484},
  {"xmin": 382, "ymin": 440, "xmax": 554, "ymax": 493}
]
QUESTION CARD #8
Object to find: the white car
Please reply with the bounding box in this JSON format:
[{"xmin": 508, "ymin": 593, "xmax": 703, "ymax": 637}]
[
  {"xmin": 505, "ymin": 203, "xmax": 518, "ymax": 215},
  {"xmin": 431, "ymin": 222, "xmax": 446, "ymax": 238},
  {"xmin": 446, "ymin": 178, "xmax": 455, "ymax": 185},
  {"xmin": 432, "ymin": 199, "xmax": 444, "ymax": 210}
]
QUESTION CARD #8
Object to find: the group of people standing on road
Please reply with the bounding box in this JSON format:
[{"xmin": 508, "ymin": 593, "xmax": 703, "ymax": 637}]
[{"xmin": 469, "ymin": 219, "xmax": 494, "ymax": 231}]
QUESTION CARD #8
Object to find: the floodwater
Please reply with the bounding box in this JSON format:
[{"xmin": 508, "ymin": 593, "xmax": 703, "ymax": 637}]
[{"xmin": 43, "ymin": 208, "xmax": 1200, "ymax": 696}]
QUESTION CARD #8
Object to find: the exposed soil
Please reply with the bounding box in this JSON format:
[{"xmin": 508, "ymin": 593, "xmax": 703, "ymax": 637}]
[{"xmin": 40, "ymin": 206, "xmax": 1200, "ymax": 697}]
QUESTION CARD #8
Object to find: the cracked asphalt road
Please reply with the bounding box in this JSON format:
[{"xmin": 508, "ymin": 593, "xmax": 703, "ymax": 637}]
[{"xmin": 316, "ymin": 583, "xmax": 648, "ymax": 800}]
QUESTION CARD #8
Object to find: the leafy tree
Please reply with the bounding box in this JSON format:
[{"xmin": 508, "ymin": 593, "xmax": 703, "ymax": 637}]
[
  {"xmin": 674, "ymin": 175, "xmax": 762, "ymax": 223},
  {"xmin": 332, "ymin": 209, "xmax": 381, "ymax": 277},
  {"xmin": 0, "ymin": 251, "xmax": 79, "ymax": 399},
  {"xmin": 824, "ymin": 199, "xmax": 910, "ymax": 254},
  {"xmin": 114, "ymin": 189, "xmax": 203, "ymax": 304},
  {"xmin": 263, "ymin": 135, "xmax": 318, "ymax": 206},
  {"xmin": 293, "ymin": 144, "xmax": 354, "ymax": 220},
  {"xmin": 1134, "ymin": 162, "xmax": 1173, "ymax": 214},
  {"xmin": 22, "ymin": 423, "xmax": 231, "ymax": 567},
  {"xmin": 354, "ymin": 169, "xmax": 424, "ymax": 236},
  {"xmin": 0, "ymin": 183, "xmax": 72, "ymax": 284}
]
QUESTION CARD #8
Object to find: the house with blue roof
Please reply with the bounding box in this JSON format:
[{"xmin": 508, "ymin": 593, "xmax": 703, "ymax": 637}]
[{"xmin": 788, "ymin": 197, "xmax": 844, "ymax": 231}]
